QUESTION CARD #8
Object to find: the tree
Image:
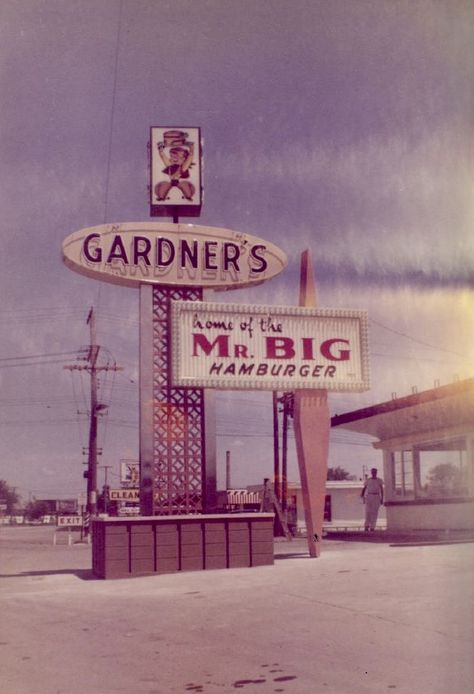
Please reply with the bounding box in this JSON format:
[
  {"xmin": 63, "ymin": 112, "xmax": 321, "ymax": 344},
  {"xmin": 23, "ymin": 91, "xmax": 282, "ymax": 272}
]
[
  {"xmin": 327, "ymin": 466, "xmax": 351, "ymax": 481},
  {"xmin": 427, "ymin": 463, "xmax": 463, "ymax": 493},
  {"xmin": 0, "ymin": 480, "xmax": 20, "ymax": 513},
  {"xmin": 24, "ymin": 500, "xmax": 50, "ymax": 521}
]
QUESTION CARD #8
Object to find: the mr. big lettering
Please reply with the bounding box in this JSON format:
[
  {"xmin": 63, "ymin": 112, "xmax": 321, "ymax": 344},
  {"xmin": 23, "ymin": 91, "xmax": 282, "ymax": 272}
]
[
  {"xmin": 264, "ymin": 337, "xmax": 350, "ymax": 361},
  {"xmin": 192, "ymin": 333, "xmax": 351, "ymax": 361}
]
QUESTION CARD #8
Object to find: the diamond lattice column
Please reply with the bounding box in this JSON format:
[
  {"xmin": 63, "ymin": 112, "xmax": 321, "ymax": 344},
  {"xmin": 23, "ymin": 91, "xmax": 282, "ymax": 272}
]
[{"xmin": 140, "ymin": 284, "xmax": 213, "ymax": 515}]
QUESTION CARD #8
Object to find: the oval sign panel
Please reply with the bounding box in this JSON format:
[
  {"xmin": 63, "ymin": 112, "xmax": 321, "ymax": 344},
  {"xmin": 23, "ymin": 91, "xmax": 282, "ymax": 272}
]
[{"xmin": 62, "ymin": 222, "xmax": 287, "ymax": 290}]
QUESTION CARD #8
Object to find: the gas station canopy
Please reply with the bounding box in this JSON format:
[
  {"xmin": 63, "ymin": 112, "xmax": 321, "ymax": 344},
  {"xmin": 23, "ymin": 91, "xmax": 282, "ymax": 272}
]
[{"xmin": 331, "ymin": 378, "xmax": 474, "ymax": 444}]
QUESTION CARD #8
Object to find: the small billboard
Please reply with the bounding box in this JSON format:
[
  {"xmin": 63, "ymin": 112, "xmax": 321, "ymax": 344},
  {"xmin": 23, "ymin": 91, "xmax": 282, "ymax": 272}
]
[
  {"xmin": 150, "ymin": 126, "xmax": 202, "ymax": 217},
  {"xmin": 120, "ymin": 461, "xmax": 139, "ymax": 486},
  {"xmin": 171, "ymin": 301, "xmax": 370, "ymax": 392}
]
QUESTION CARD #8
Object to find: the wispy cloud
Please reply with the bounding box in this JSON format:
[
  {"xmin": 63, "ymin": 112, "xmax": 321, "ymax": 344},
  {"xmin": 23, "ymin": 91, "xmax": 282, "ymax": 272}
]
[{"xmin": 215, "ymin": 121, "xmax": 473, "ymax": 287}]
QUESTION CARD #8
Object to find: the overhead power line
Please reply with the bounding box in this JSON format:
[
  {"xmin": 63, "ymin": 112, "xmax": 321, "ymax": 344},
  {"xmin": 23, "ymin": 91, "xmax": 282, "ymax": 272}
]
[
  {"xmin": 1, "ymin": 418, "xmax": 80, "ymax": 426},
  {"xmin": 0, "ymin": 351, "xmax": 81, "ymax": 362},
  {"xmin": 370, "ymin": 318, "xmax": 472, "ymax": 360},
  {"xmin": 371, "ymin": 351, "xmax": 472, "ymax": 365},
  {"xmin": 0, "ymin": 359, "xmax": 75, "ymax": 369}
]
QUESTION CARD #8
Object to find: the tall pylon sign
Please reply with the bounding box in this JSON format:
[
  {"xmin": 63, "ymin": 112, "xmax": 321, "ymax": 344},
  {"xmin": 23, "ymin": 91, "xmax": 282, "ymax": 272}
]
[{"xmin": 62, "ymin": 127, "xmax": 369, "ymax": 558}]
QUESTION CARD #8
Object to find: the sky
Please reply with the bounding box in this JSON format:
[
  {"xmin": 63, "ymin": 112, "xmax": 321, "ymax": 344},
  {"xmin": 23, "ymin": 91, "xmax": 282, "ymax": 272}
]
[{"xmin": 0, "ymin": 0, "xmax": 473, "ymax": 503}]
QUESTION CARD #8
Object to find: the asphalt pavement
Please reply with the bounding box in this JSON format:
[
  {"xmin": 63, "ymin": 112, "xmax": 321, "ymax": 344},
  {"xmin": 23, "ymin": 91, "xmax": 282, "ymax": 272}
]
[{"xmin": 1, "ymin": 526, "xmax": 473, "ymax": 694}]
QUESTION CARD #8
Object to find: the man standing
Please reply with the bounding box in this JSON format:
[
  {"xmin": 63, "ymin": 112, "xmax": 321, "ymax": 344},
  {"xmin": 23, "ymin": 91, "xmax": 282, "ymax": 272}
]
[{"xmin": 361, "ymin": 468, "xmax": 384, "ymax": 531}]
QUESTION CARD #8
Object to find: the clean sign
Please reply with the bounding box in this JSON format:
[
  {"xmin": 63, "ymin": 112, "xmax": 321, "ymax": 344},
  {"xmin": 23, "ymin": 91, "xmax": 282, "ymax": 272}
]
[{"xmin": 109, "ymin": 489, "xmax": 140, "ymax": 501}]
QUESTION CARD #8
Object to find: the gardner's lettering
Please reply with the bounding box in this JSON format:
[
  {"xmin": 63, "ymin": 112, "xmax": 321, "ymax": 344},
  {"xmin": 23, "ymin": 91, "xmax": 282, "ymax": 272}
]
[
  {"xmin": 83, "ymin": 233, "xmax": 102, "ymax": 262},
  {"xmin": 156, "ymin": 238, "xmax": 174, "ymax": 266},
  {"xmin": 133, "ymin": 236, "xmax": 152, "ymax": 265},
  {"xmin": 249, "ymin": 245, "xmax": 268, "ymax": 273},
  {"xmin": 107, "ymin": 235, "xmax": 128, "ymax": 263},
  {"xmin": 81, "ymin": 233, "xmax": 270, "ymax": 276}
]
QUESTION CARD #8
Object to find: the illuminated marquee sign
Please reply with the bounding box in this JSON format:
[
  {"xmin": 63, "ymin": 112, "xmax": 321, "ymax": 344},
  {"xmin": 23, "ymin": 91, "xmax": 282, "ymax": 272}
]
[
  {"xmin": 62, "ymin": 222, "xmax": 287, "ymax": 289},
  {"xmin": 171, "ymin": 301, "xmax": 370, "ymax": 392},
  {"xmin": 149, "ymin": 126, "xmax": 202, "ymax": 217}
]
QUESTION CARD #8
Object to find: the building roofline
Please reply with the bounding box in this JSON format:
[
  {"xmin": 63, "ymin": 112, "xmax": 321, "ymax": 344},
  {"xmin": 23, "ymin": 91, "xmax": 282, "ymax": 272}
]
[{"xmin": 331, "ymin": 377, "xmax": 474, "ymax": 428}]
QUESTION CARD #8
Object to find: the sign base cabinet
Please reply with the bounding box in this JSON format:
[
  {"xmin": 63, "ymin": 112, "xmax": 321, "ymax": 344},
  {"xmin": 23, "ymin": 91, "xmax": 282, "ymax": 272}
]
[{"xmin": 92, "ymin": 513, "xmax": 275, "ymax": 579}]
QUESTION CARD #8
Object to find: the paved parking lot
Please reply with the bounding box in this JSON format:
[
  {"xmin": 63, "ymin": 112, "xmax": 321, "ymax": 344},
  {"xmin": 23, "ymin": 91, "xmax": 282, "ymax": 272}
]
[{"xmin": 1, "ymin": 526, "xmax": 473, "ymax": 694}]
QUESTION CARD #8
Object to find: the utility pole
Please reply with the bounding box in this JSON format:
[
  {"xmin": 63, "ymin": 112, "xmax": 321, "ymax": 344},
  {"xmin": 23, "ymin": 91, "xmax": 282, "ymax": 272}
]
[
  {"xmin": 280, "ymin": 392, "xmax": 294, "ymax": 513},
  {"xmin": 282, "ymin": 396, "xmax": 289, "ymax": 512},
  {"xmin": 86, "ymin": 307, "xmax": 99, "ymax": 515},
  {"xmin": 225, "ymin": 450, "xmax": 231, "ymax": 490},
  {"xmin": 64, "ymin": 307, "xmax": 122, "ymax": 517},
  {"xmin": 272, "ymin": 391, "xmax": 280, "ymax": 502}
]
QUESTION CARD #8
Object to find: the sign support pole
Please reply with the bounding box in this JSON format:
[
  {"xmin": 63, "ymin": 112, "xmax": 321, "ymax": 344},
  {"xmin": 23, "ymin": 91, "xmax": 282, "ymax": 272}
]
[
  {"xmin": 293, "ymin": 250, "xmax": 330, "ymax": 557},
  {"xmin": 139, "ymin": 283, "xmax": 155, "ymax": 515}
]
